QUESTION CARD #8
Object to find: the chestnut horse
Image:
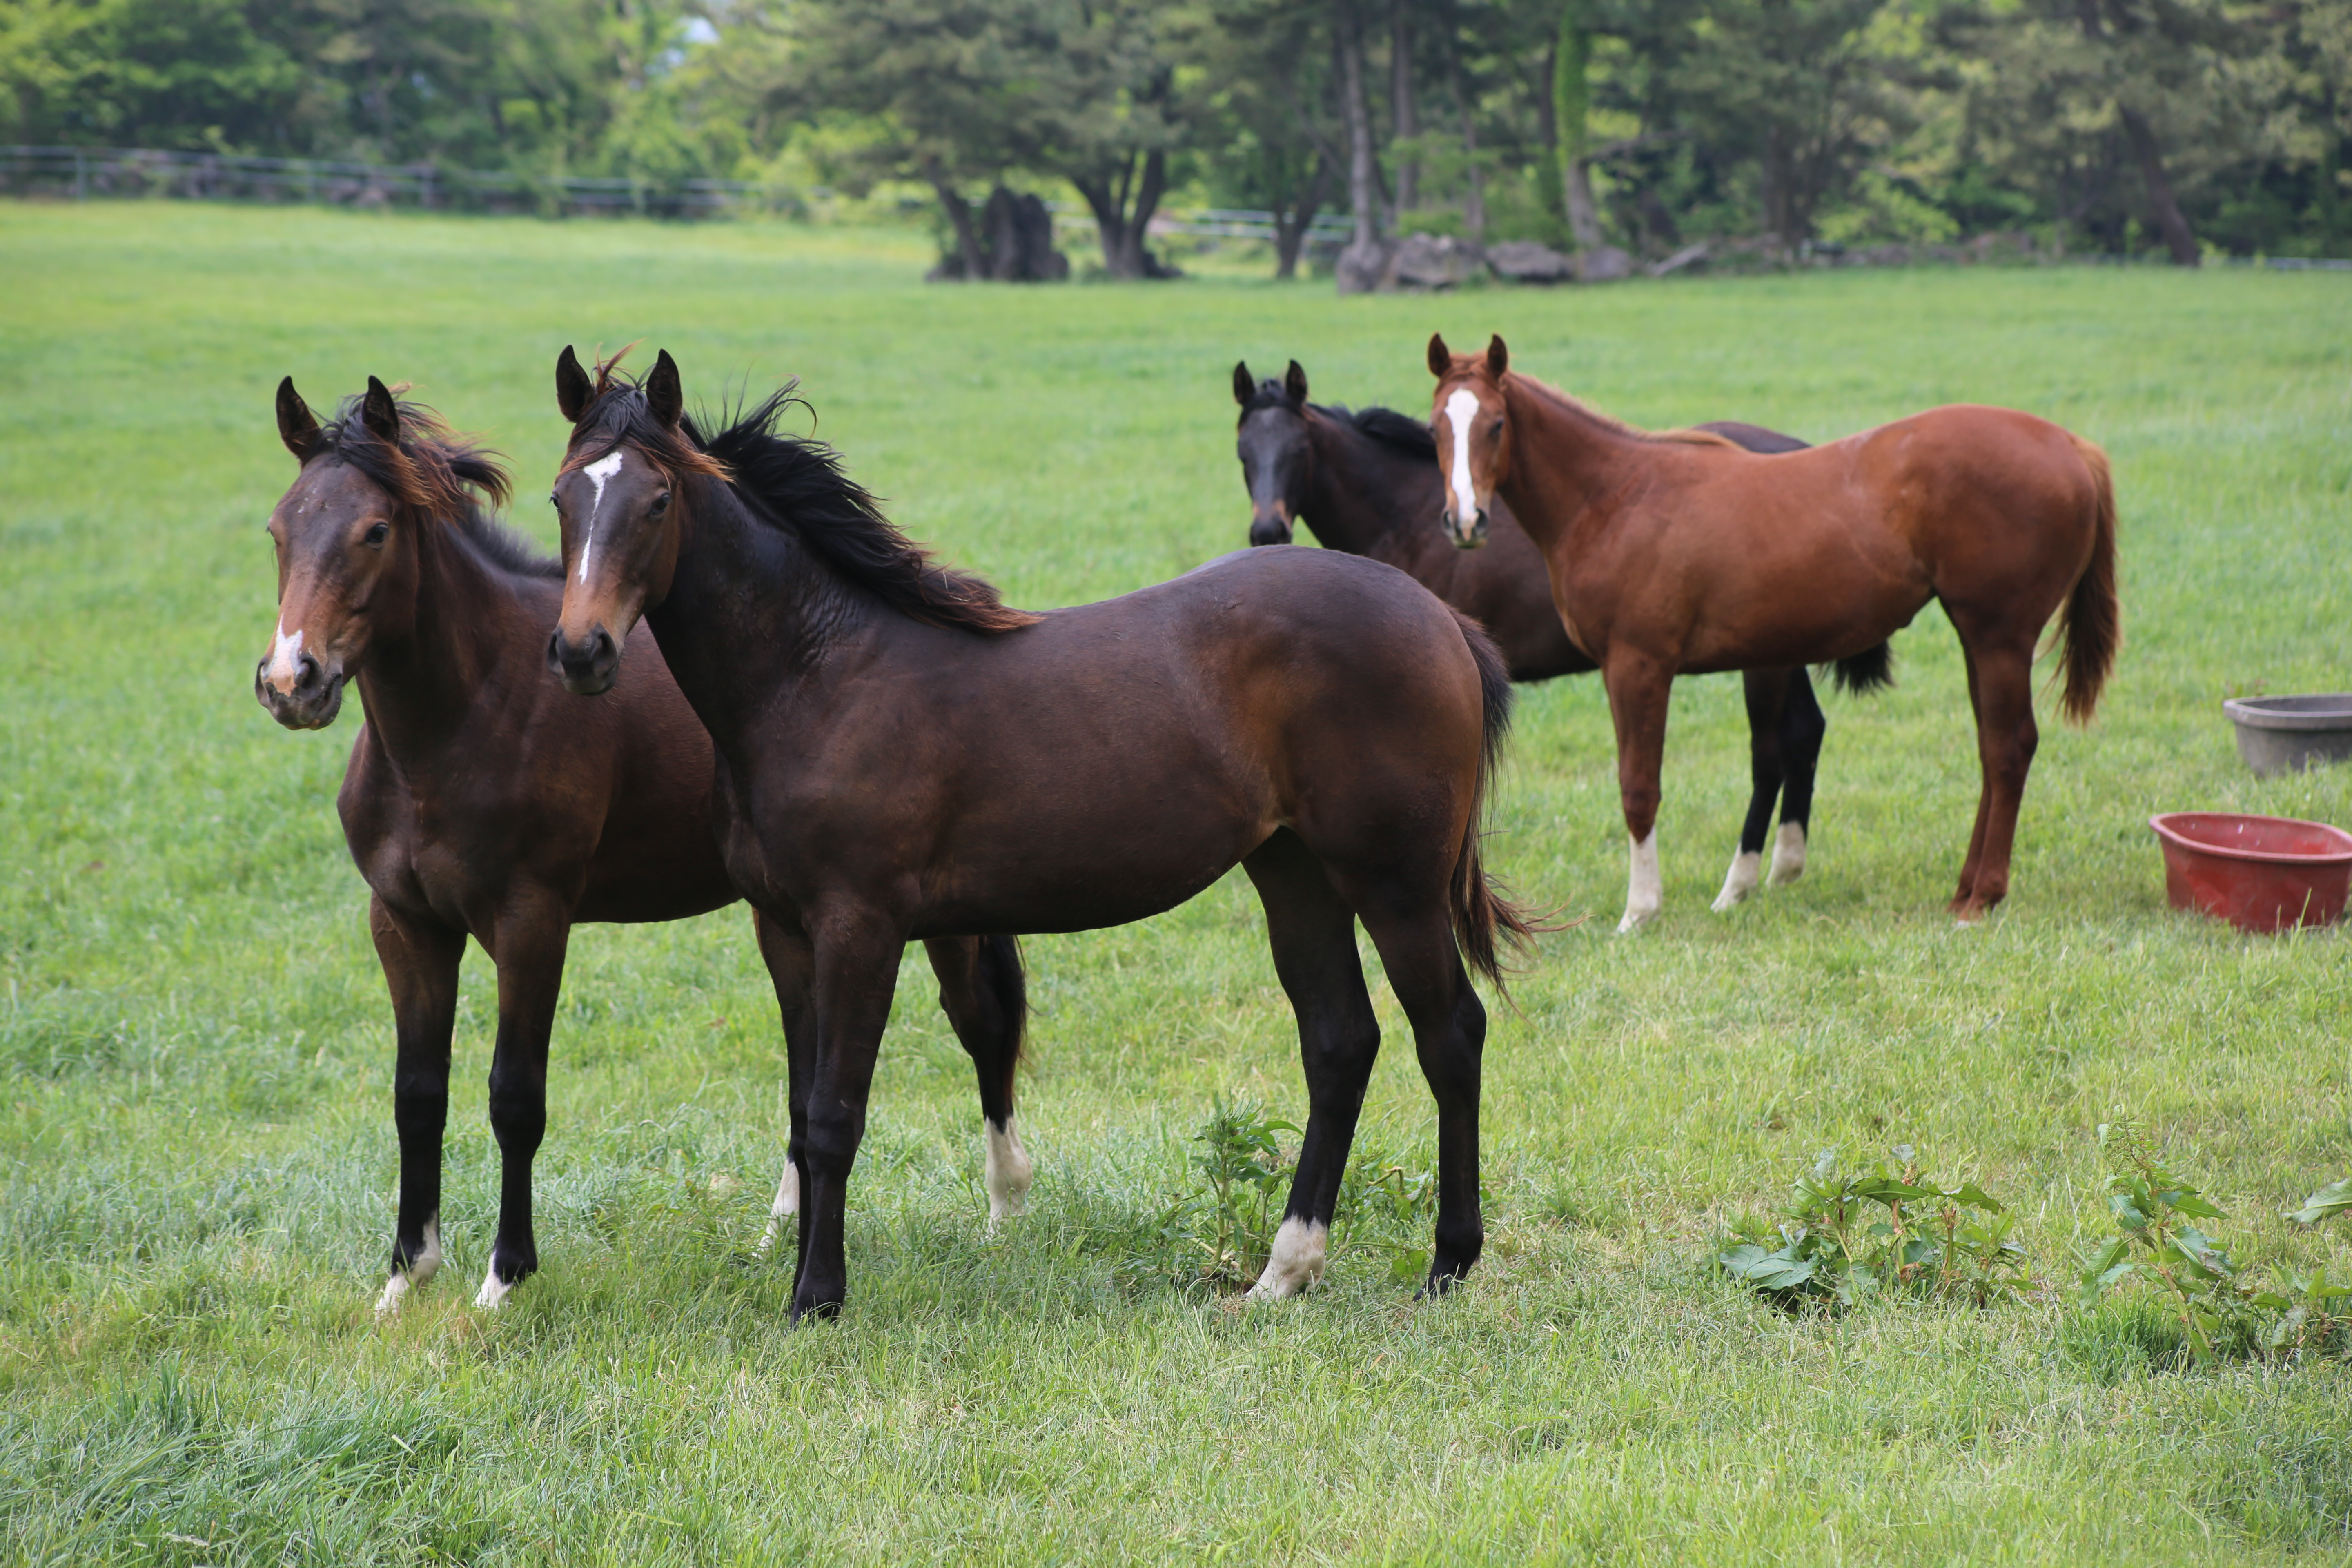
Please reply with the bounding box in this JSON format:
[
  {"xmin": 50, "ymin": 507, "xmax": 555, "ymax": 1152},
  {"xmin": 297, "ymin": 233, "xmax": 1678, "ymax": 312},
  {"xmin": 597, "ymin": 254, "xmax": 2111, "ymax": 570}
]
[
  {"xmin": 1426, "ymin": 334, "xmax": 2118, "ymax": 926},
  {"xmin": 544, "ymin": 347, "xmax": 1530, "ymax": 1319},
  {"xmin": 1233, "ymin": 359, "xmax": 1869, "ymax": 911},
  {"xmin": 258, "ymin": 378, "xmax": 1032, "ymax": 1316}
]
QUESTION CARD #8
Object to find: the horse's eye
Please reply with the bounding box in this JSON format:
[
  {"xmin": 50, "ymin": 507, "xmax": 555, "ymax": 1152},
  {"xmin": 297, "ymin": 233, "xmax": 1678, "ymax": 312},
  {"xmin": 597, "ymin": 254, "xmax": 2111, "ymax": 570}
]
[
  {"xmin": 548, "ymin": 492, "xmax": 559, "ymax": 508},
  {"xmin": 649, "ymin": 491, "xmax": 672, "ymax": 516},
  {"xmin": 363, "ymin": 522, "xmax": 389, "ymax": 547}
]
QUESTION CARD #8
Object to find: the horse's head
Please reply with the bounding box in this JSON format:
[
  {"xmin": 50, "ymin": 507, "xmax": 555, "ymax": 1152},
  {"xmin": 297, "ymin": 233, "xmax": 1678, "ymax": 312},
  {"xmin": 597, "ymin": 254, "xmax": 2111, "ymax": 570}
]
[
  {"xmin": 549, "ymin": 345, "xmax": 707, "ymax": 695},
  {"xmin": 257, "ymin": 377, "xmax": 433, "ymax": 729},
  {"xmin": 1233, "ymin": 359, "xmax": 1313, "ymax": 546},
  {"xmin": 1426, "ymin": 332, "xmax": 1512, "ymax": 550}
]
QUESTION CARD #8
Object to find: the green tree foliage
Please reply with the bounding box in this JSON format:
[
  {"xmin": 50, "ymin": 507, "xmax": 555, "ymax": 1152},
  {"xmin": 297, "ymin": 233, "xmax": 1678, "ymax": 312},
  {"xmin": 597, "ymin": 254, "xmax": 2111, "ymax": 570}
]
[
  {"xmin": 4, "ymin": 0, "xmax": 2347, "ymax": 260},
  {"xmin": 0, "ymin": 0, "xmax": 309, "ymax": 151}
]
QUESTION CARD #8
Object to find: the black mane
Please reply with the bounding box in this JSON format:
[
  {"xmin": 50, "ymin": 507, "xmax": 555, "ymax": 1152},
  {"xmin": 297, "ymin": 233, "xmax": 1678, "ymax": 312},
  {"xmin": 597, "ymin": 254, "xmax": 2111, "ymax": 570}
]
[
  {"xmin": 316, "ymin": 395, "xmax": 557, "ymax": 579},
  {"xmin": 1341, "ymin": 405, "xmax": 1439, "ymax": 460},
  {"xmin": 1238, "ymin": 378, "xmax": 1437, "ymax": 462},
  {"xmin": 695, "ymin": 389, "xmax": 1041, "ymax": 636}
]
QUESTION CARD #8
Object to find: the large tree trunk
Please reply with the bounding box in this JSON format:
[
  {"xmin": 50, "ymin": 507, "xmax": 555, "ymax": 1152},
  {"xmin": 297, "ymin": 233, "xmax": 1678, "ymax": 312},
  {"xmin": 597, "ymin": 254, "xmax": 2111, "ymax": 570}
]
[
  {"xmin": 1446, "ymin": 24, "xmax": 1485, "ymax": 246},
  {"xmin": 2118, "ymin": 105, "xmax": 2200, "ymax": 266},
  {"xmin": 1461, "ymin": 107, "xmax": 1486, "ymax": 246},
  {"xmin": 1390, "ymin": 0, "xmax": 1417, "ymax": 220},
  {"xmin": 1554, "ymin": 2, "xmax": 1603, "ymax": 249},
  {"xmin": 2074, "ymin": 0, "xmax": 2198, "ymax": 266},
  {"xmin": 924, "ymin": 159, "xmax": 987, "ymax": 280},
  {"xmin": 1335, "ymin": 2, "xmax": 1387, "ymax": 290},
  {"xmin": 1073, "ymin": 150, "xmax": 1171, "ymax": 279},
  {"xmin": 1274, "ymin": 154, "xmax": 1334, "ymax": 280}
]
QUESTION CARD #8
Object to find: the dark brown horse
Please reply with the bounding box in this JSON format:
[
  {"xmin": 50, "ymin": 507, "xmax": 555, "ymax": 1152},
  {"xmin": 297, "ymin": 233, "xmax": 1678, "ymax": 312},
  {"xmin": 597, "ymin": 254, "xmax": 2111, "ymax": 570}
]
[
  {"xmin": 543, "ymin": 347, "xmax": 1530, "ymax": 1319},
  {"xmin": 1426, "ymin": 334, "xmax": 2120, "ymax": 924},
  {"xmin": 1233, "ymin": 359, "xmax": 1858, "ymax": 913},
  {"xmin": 257, "ymin": 377, "xmax": 1033, "ymax": 1316}
]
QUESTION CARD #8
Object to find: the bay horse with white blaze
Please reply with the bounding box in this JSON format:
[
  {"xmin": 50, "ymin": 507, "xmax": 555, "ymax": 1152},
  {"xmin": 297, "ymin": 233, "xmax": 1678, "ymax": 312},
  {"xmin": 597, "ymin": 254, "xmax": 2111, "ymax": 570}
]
[
  {"xmin": 1426, "ymin": 334, "xmax": 2118, "ymax": 925},
  {"xmin": 257, "ymin": 377, "xmax": 1033, "ymax": 1315},
  {"xmin": 544, "ymin": 347, "xmax": 1530, "ymax": 1319},
  {"xmin": 1234, "ymin": 359, "xmax": 1871, "ymax": 911}
]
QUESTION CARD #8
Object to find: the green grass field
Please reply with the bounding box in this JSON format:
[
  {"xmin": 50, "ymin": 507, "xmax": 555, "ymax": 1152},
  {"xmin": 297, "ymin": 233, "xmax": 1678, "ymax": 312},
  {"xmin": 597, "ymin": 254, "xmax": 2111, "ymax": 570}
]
[{"xmin": 3, "ymin": 200, "xmax": 2350, "ymax": 1565}]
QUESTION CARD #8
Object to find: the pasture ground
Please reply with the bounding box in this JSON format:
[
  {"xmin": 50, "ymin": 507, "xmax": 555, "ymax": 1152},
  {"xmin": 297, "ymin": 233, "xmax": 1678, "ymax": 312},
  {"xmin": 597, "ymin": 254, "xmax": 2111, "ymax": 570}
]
[{"xmin": 2, "ymin": 202, "xmax": 2350, "ymax": 1565}]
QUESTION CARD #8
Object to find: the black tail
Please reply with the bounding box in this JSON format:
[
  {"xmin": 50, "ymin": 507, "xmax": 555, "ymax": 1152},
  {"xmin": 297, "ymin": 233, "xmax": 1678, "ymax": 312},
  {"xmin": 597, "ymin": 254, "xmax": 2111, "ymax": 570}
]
[
  {"xmin": 975, "ymin": 932, "xmax": 1028, "ymax": 1066},
  {"xmin": 1446, "ymin": 609, "xmax": 1540, "ymax": 991},
  {"xmin": 1825, "ymin": 641, "xmax": 1895, "ymax": 697}
]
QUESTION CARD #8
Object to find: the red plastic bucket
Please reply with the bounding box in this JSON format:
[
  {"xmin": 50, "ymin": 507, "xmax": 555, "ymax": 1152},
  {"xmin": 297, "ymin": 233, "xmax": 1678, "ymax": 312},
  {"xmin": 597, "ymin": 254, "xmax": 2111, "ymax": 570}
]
[{"xmin": 2148, "ymin": 812, "xmax": 2352, "ymax": 934}]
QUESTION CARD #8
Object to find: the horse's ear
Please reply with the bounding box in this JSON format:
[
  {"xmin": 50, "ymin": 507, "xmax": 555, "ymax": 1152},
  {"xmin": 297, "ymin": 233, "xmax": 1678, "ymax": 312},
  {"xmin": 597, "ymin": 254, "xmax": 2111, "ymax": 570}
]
[
  {"xmin": 556, "ymin": 345, "xmax": 593, "ymax": 424},
  {"xmin": 1284, "ymin": 360, "xmax": 1308, "ymax": 407},
  {"xmin": 1485, "ymin": 335, "xmax": 1509, "ymax": 380},
  {"xmin": 361, "ymin": 376, "xmax": 401, "ymax": 444},
  {"xmin": 1232, "ymin": 361, "xmax": 1254, "ymax": 407},
  {"xmin": 1426, "ymin": 333, "xmax": 1451, "ymax": 378},
  {"xmin": 276, "ymin": 377, "xmax": 321, "ymax": 462},
  {"xmin": 647, "ymin": 350, "xmax": 684, "ymax": 429}
]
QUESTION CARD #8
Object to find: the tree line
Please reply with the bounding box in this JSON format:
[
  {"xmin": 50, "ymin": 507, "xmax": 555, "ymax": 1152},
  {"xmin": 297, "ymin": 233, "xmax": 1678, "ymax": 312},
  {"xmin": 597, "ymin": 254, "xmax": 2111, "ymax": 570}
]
[{"xmin": 3, "ymin": 0, "xmax": 2345, "ymax": 274}]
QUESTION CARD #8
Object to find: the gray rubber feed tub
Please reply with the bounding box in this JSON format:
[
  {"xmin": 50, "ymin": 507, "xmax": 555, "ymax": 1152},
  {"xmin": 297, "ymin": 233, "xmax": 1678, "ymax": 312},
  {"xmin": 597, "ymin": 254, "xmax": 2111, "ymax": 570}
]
[{"xmin": 2224, "ymin": 695, "xmax": 2352, "ymax": 777}]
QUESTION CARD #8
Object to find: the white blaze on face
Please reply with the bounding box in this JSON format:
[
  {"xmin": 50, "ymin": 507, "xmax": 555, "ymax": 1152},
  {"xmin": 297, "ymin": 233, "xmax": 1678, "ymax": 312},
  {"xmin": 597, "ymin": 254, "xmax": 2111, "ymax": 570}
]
[
  {"xmin": 576, "ymin": 449, "xmax": 626, "ymax": 584},
  {"xmin": 757, "ymin": 1162, "xmax": 800, "ymax": 1254},
  {"xmin": 984, "ymin": 1115, "xmax": 1032, "ymax": 1225},
  {"xmin": 1713, "ymin": 849, "xmax": 1763, "ymax": 912},
  {"xmin": 1245, "ymin": 1216, "xmax": 1328, "ymax": 1300},
  {"xmin": 1619, "ymin": 831, "xmax": 1663, "ymax": 933},
  {"xmin": 1768, "ymin": 821, "xmax": 1808, "ymax": 885},
  {"xmin": 264, "ymin": 621, "xmax": 305, "ymax": 690},
  {"xmin": 1443, "ymin": 388, "xmax": 1482, "ymax": 529},
  {"xmin": 373, "ymin": 1216, "xmax": 440, "ymax": 1318}
]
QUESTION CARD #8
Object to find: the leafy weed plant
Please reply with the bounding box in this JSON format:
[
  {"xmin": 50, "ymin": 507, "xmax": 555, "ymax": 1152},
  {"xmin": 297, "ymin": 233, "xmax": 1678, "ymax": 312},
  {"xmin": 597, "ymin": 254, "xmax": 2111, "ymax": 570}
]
[
  {"xmin": 1721, "ymin": 1146, "xmax": 2030, "ymax": 1308},
  {"xmin": 1129, "ymin": 1098, "xmax": 1297, "ymax": 1292},
  {"xmin": 2082, "ymin": 1121, "xmax": 2352, "ymax": 1363}
]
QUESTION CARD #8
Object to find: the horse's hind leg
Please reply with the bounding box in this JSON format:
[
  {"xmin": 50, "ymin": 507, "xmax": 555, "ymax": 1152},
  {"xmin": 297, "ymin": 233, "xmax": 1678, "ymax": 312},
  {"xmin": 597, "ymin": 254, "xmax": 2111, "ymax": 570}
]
[
  {"xmin": 1949, "ymin": 633, "xmax": 2039, "ymax": 921},
  {"xmin": 1354, "ymin": 905, "xmax": 1486, "ymax": 1293},
  {"xmin": 1604, "ymin": 654, "xmax": 1674, "ymax": 931},
  {"xmin": 1716, "ymin": 668, "xmax": 1791, "ymax": 911},
  {"xmin": 1770, "ymin": 667, "xmax": 1827, "ymax": 886},
  {"xmin": 924, "ymin": 934, "xmax": 1032, "ymax": 1223},
  {"xmin": 1241, "ymin": 830, "xmax": 1380, "ymax": 1300},
  {"xmin": 370, "ymin": 897, "xmax": 463, "ymax": 1316},
  {"xmin": 477, "ymin": 895, "xmax": 572, "ymax": 1308}
]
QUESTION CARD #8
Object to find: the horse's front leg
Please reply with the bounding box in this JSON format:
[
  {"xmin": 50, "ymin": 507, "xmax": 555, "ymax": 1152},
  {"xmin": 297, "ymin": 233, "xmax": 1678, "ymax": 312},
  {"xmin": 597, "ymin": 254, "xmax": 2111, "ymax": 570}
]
[
  {"xmin": 475, "ymin": 895, "xmax": 572, "ymax": 1308},
  {"xmin": 795, "ymin": 918, "xmax": 903, "ymax": 1321},
  {"xmin": 370, "ymin": 897, "xmax": 464, "ymax": 1316},
  {"xmin": 1603, "ymin": 653, "xmax": 1675, "ymax": 932},
  {"xmin": 751, "ymin": 910, "xmax": 816, "ymax": 1260}
]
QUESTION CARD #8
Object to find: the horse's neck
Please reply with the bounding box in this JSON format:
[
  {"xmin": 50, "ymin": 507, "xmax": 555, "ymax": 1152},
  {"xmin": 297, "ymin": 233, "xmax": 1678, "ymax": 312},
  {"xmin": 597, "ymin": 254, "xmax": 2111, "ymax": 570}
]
[
  {"xmin": 1499, "ymin": 378, "xmax": 1634, "ymax": 550},
  {"xmin": 356, "ymin": 522, "xmax": 526, "ymax": 760},
  {"xmin": 644, "ymin": 481, "xmax": 867, "ymax": 749},
  {"xmin": 1303, "ymin": 418, "xmax": 1426, "ymax": 566}
]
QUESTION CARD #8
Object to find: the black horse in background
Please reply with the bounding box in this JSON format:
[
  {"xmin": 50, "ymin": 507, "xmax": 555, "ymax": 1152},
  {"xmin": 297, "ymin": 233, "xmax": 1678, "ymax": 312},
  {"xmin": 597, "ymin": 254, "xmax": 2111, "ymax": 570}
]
[{"xmin": 1233, "ymin": 359, "xmax": 1845, "ymax": 915}]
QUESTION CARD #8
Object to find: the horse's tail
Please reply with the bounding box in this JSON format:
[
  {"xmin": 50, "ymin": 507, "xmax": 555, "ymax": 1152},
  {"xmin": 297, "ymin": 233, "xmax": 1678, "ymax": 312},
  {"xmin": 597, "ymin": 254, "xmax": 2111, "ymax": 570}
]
[
  {"xmin": 1446, "ymin": 608, "xmax": 1540, "ymax": 991},
  {"xmin": 2051, "ymin": 434, "xmax": 2121, "ymax": 726},
  {"xmin": 1828, "ymin": 642, "xmax": 1895, "ymax": 697},
  {"xmin": 975, "ymin": 932, "xmax": 1028, "ymax": 1065}
]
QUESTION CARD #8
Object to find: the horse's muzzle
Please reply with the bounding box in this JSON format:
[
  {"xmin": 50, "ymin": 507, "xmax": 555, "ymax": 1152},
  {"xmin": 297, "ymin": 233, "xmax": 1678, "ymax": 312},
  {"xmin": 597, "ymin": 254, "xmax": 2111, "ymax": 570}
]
[
  {"xmin": 548, "ymin": 625, "xmax": 620, "ymax": 696},
  {"xmin": 1442, "ymin": 508, "xmax": 1490, "ymax": 550},
  {"xmin": 1248, "ymin": 513, "xmax": 1294, "ymax": 547},
  {"xmin": 254, "ymin": 652, "xmax": 344, "ymax": 730}
]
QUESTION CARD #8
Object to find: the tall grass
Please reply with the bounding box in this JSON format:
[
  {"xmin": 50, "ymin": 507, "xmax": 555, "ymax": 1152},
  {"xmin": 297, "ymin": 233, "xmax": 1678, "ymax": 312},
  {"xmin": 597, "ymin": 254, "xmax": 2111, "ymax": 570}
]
[{"xmin": 1, "ymin": 201, "xmax": 2348, "ymax": 1564}]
